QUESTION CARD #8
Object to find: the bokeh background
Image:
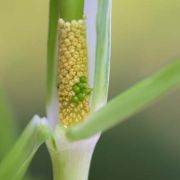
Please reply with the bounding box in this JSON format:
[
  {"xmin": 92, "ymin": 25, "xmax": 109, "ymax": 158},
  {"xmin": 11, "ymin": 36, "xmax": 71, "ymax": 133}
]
[{"xmin": 0, "ymin": 0, "xmax": 180, "ymax": 179}]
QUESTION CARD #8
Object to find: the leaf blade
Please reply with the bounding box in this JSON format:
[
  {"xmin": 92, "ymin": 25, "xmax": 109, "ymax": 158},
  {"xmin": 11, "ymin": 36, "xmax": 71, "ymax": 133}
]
[
  {"xmin": 67, "ymin": 60, "xmax": 180, "ymax": 140},
  {"xmin": 0, "ymin": 115, "xmax": 51, "ymax": 180}
]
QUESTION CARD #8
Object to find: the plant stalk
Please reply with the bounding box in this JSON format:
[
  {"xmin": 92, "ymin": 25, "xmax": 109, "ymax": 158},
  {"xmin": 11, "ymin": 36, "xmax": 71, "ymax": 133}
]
[
  {"xmin": 48, "ymin": 127, "xmax": 99, "ymax": 180},
  {"xmin": 47, "ymin": 0, "xmax": 101, "ymax": 180},
  {"xmin": 49, "ymin": 146, "xmax": 94, "ymax": 180}
]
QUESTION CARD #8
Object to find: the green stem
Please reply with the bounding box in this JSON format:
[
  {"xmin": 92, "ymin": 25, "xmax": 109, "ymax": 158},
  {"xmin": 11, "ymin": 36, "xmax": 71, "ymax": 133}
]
[
  {"xmin": 47, "ymin": 127, "xmax": 98, "ymax": 180},
  {"xmin": 47, "ymin": 0, "xmax": 97, "ymax": 180},
  {"xmin": 49, "ymin": 147, "xmax": 93, "ymax": 180},
  {"xmin": 58, "ymin": 0, "xmax": 84, "ymax": 20}
]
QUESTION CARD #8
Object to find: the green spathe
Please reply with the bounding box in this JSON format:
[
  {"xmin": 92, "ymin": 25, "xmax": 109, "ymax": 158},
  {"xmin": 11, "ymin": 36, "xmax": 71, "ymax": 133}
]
[{"xmin": 58, "ymin": 0, "xmax": 84, "ymax": 21}]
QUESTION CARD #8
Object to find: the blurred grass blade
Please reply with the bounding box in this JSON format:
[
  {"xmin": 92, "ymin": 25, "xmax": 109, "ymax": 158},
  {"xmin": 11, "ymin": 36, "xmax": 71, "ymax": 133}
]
[
  {"xmin": 0, "ymin": 116, "xmax": 51, "ymax": 180},
  {"xmin": 0, "ymin": 86, "xmax": 17, "ymax": 160},
  {"xmin": 67, "ymin": 60, "xmax": 180, "ymax": 140},
  {"xmin": 91, "ymin": 0, "xmax": 112, "ymax": 110}
]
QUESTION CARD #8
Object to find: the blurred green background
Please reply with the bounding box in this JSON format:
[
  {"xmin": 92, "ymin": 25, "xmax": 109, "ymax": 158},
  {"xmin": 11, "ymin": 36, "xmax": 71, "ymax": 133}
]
[{"xmin": 0, "ymin": 0, "xmax": 180, "ymax": 179}]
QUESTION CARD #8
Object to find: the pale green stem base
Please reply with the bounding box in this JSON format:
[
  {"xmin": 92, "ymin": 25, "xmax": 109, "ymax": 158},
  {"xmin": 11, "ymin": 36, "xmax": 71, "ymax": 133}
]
[
  {"xmin": 47, "ymin": 126, "xmax": 100, "ymax": 180},
  {"xmin": 49, "ymin": 144, "xmax": 94, "ymax": 180}
]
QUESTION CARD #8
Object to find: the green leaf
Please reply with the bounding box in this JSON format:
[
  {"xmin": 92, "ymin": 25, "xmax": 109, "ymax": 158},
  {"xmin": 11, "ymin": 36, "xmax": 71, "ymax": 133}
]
[
  {"xmin": 91, "ymin": 0, "xmax": 112, "ymax": 111},
  {"xmin": 0, "ymin": 86, "xmax": 17, "ymax": 160},
  {"xmin": 67, "ymin": 60, "xmax": 180, "ymax": 140},
  {"xmin": 0, "ymin": 116, "xmax": 51, "ymax": 180}
]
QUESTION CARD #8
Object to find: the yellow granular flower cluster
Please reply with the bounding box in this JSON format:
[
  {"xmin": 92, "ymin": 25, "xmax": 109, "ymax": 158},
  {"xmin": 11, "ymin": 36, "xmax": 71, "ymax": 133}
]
[{"xmin": 57, "ymin": 18, "xmax": 91, "ymax": 127}]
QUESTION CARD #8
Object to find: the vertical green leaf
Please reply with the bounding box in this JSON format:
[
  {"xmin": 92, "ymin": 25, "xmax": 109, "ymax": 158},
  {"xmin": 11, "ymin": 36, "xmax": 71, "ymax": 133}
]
[{"xmin": 0, "ymin": 116, "xmax": 51, "ymax": 180}]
